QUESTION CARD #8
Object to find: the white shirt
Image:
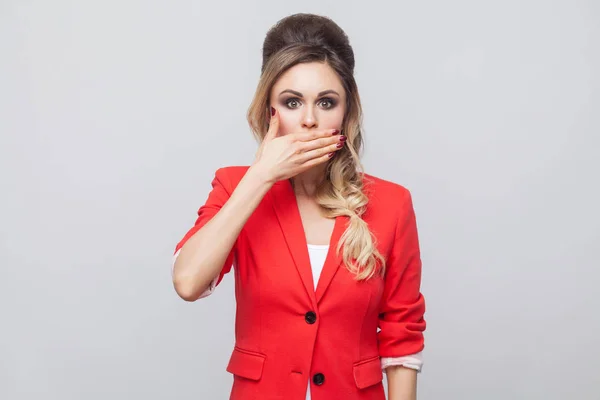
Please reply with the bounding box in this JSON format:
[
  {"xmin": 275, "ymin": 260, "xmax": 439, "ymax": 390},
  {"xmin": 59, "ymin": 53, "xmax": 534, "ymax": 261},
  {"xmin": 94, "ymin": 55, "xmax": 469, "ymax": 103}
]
[{"xmin": 172, "ymin": 244, "xmax": 423, "ymax": 400}]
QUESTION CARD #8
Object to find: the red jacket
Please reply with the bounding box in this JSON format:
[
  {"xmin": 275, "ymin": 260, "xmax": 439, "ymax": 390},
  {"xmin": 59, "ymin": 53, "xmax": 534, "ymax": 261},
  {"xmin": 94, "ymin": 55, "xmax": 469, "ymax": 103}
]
[{"xmin": 174, "ymin": 166, "xmax": 426, "ymax": 400}]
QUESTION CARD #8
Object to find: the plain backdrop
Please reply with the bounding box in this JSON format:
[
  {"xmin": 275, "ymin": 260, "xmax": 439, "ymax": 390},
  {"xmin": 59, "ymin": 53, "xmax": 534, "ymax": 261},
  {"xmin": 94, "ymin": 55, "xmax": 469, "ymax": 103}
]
[{"xmin": 1, "ymin": 1, "xmax": 598, "ymax": 399}]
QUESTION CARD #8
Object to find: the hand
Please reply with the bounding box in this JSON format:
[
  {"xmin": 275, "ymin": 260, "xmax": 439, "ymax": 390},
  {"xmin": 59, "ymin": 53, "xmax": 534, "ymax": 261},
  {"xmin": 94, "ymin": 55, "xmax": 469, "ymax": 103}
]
[{"xmin": 252, "ymin": 107, "xmax": 346, "ymax": 183}]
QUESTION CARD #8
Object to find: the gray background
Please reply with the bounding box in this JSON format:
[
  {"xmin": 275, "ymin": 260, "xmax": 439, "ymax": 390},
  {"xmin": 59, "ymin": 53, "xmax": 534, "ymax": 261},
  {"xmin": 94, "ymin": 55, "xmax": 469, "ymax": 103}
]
[{"xmin": 1, "ymin": 1, "xmax": 598, "ymax": 399}]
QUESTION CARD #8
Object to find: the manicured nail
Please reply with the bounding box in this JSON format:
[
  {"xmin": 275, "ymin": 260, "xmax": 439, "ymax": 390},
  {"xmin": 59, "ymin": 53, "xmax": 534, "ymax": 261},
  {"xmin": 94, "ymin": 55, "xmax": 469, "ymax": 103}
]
[
  {"xmin": 271, "ymin": 107, "xmax": 276, "ymax": 116},
  {"xmin": 328, "ymin": 152, "xmax": 335, "ymax": 158},
  {"xmin": 336, "ymin": 142, "xmax": 343, "ymax": 148},
  {"xmin": 332, "ymin": 129, "xmax": 340, "ymax": 135},
  {"xmin": 339, "ymin": 135, "xmax": 347, "ymax": 141}
]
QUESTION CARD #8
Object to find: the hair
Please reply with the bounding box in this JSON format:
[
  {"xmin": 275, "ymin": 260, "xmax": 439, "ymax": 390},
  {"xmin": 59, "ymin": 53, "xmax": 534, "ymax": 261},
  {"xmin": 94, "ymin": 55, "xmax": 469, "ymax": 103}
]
[{"xmin": 246, "ymin": 13, "xmax": 386, "ymax": 281}]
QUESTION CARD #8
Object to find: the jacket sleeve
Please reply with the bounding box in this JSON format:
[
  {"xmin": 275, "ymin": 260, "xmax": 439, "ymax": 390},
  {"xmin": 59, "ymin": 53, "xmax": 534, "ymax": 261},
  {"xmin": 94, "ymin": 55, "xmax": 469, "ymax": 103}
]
[
  {"xmin": 172, "ymin": 167, "xmax": 236, "ymax": 291},
  {"xmin": 377, "ymin": 188, "xmax": 426, "ymax": 358}
]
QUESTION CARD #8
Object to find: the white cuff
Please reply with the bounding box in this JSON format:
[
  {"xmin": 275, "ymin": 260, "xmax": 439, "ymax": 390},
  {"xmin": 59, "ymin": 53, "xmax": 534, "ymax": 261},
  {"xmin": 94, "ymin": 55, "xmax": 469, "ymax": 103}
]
[{"xmin": 381, "ymin": 351, "xmax": 423, "ymax": 373}]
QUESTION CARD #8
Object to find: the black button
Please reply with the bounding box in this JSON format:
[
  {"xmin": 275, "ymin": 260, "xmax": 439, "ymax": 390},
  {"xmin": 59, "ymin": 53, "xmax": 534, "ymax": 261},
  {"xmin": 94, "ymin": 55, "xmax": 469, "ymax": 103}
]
[
  {"xmin": 313, "ymin": 373, "xmax": 325, "ymax": 385},
  {"xmin": 305, "ymin": 311, "xmax": 317, "ymax": 324}
]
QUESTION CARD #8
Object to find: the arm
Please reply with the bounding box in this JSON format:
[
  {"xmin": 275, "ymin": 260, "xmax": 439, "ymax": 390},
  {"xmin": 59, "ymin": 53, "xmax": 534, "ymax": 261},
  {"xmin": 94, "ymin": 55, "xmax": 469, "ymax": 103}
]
[
  {"xmin": 171, "ymin": 248, "xmax": 220, "ymax": 299},
  {"xmin": 172, "ymin": 165, "xmax": 273, "ymax": 301},
  {"xmin": 386, "ymin": 366, "xmax": 417, "ymax": 400},
  {"xmin": 377, "ymin": 188, "xmax": 426, "ymax": 399},
  {"xmin": 382, "ymin": 351, "xmax": 422, "ymax": 400}
]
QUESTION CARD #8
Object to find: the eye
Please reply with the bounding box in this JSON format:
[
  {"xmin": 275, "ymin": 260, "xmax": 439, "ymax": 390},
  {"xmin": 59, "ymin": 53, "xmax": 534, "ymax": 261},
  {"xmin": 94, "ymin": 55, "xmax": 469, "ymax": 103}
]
[
  {"xmin": 285, "ymin": 98, "xmax": 302, "ymax": 109},
  {"xmin": 283, "ymin": 97, "xmax": 337, "ymax": 110},
  {"xmin": 319, "ymin": 97, "xmax": 336, "ymax": 109}
]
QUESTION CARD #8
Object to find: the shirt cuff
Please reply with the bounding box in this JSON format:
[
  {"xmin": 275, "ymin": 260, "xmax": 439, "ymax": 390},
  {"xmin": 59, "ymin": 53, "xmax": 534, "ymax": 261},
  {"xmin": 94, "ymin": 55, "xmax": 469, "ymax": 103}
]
[{"xmin": 380, "ymin": 351, "xmax": 423, "ymax": 373}]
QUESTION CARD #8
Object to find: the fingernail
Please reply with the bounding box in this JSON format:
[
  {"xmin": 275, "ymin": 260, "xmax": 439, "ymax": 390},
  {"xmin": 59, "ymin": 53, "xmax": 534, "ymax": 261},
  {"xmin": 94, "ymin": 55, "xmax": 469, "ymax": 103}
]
[
  {"xmin": 271, "ymin": 107, "xmax": 276, "ymax": 116},
  {"xmin": 336, "ymin": 142, "xmax": 343, "ymax": 148},
  {"xmin": 339, "ymin": 135, "xmax": 347, "ymax": 141},
  {"xmin": 328, "ymin": 152, "xmax": 335, "ymax": 158},
  {"xmin": 332, "ymin": 129, "xmax": 340, "ymax": 135}
]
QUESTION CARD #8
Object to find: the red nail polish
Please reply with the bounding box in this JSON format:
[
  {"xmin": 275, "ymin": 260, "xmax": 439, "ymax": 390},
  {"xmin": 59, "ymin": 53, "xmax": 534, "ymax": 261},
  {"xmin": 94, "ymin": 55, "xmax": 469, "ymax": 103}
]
[
  {"xmin": 328, "ymin": 152, "xmax": 335, "ymax": 158},
  {"xmin": 332, "ymin": 129, "xmax": 340, "ymax": 135},
  {"xmin": 339, "ymin": 135, "xmax": 347, "ymax": 142},
  {"xmin": 271, "ymin": 107, "xmax": 276, "ymax": 116}
]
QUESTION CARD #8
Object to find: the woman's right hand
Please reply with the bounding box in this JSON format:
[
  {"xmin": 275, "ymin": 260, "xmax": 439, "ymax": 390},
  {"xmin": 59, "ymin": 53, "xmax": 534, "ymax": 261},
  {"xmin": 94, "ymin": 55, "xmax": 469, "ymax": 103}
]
[{"xmin": 252, "ymin": 107, "xmax": 346, "ymax": 184}]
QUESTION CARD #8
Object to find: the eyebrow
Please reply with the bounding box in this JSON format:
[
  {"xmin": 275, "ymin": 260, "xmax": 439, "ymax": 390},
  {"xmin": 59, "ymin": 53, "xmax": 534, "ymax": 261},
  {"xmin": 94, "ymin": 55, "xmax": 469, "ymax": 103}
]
[{"xmin": 278, "ymin": 89, "xmax": 340, "ymax": 97}]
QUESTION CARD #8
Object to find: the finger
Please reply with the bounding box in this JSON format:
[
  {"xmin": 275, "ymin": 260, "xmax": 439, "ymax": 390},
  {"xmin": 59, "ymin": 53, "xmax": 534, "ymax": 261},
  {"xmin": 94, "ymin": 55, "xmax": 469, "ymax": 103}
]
[
  {"xmin": 295, "ymin": 129, "xmax": 340, "ymax": 142},
  {"xmin": 299, "ymin": 151, "xmax": 337, "ymax": 171},
  {"xmin": 296, "ymin": 133, "xmax": 345, "ymax": 153},
  {"xmin": 296, "ymin": 141, "xmax": 343, "ymax": 164},
  {"xmin": 264, "ymin": 107, "xmax": 280, "ymax": 142}
]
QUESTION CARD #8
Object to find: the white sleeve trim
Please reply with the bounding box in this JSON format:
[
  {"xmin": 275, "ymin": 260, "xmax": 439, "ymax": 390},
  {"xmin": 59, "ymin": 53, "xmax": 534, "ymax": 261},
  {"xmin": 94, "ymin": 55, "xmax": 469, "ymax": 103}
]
[{"xmin": 381, "ymin": 351, "xmax": 424, "ymax": 373}]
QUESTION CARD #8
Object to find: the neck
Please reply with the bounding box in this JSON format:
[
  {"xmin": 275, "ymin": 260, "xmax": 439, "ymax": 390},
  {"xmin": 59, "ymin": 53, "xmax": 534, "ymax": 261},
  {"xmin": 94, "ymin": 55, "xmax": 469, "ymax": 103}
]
[{"xmin": 290, "ymin": 163, "xmax": 328, "ymax": 197}]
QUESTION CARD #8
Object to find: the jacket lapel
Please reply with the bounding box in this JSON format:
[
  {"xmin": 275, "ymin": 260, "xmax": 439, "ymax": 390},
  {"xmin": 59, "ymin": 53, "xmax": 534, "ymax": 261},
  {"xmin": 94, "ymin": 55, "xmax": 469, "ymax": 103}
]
[{"xmin": 269, "ymin": 179, "xmax": 349, "ymax": 306}]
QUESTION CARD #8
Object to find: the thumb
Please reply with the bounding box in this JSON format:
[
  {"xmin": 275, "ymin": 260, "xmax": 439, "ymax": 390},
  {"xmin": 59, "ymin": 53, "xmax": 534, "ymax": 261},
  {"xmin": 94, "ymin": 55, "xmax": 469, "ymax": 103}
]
[{"xmin": 264, "ymin": 106, "xmax": 280, "ymax": 141}]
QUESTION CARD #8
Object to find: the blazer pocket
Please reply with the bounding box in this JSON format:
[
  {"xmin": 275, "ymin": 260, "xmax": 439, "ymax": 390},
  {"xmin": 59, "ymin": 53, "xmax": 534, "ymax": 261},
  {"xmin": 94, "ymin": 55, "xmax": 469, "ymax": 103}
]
[
  {"xmin": 353, "ymin": 355, "xmax": 383, "ymax": 389},
  {"xmin": 226, "ymin": 346, "xmax": 266, "ymax": 381}
]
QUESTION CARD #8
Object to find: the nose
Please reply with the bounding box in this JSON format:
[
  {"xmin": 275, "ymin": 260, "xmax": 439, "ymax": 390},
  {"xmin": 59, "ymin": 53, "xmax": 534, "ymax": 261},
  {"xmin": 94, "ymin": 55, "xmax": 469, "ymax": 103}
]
[{"xmin": 301, "ymin": 107, "xmax": 318, "ymax": 130}]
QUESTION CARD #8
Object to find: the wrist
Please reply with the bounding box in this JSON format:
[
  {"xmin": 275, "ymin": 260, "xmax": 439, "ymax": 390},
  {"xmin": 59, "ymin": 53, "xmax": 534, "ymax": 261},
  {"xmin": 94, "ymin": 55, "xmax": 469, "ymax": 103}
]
[{"xmin": 248, "ymin": 163, "xmax": 276, "ymax": 186}]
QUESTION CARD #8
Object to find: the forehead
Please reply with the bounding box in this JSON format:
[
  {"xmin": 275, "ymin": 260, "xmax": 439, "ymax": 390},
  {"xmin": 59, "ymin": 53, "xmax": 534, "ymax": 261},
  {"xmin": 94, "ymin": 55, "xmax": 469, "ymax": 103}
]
[{"xmin": 271, "ymin": 62, "xmax": 345, "ymax": 96}]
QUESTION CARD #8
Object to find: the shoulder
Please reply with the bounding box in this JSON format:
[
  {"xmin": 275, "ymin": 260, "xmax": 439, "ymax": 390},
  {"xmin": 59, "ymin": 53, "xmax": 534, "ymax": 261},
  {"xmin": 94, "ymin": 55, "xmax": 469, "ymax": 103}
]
[
  {"xmin": 361, "ymin": 171, "xmax": 417, "ymax": 224},
  {"xmin": 214, "ymin": 165, "xmax": 251, "ymax": 179},
  {"xmin": 362, "ymin": 172, "xmax": 412, "ymax": 201},
  {"xmin": 212, "ymin": 165, "xmax": 251, "ymax": 190}
]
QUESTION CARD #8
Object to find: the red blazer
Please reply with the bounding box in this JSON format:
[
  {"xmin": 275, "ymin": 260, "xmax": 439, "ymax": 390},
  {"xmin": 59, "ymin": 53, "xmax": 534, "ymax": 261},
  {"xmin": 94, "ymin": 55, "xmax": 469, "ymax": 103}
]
[{"xmin": 174, "ymin": 165, "xmax": 426, "ymax": 400}]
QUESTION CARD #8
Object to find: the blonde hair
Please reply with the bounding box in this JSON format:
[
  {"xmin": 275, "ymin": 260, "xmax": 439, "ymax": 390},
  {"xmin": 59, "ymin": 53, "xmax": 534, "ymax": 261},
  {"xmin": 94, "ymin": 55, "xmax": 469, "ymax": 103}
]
[{"xmin": 247, "ymin": 13, "xmax": 386, "ymax": 280}]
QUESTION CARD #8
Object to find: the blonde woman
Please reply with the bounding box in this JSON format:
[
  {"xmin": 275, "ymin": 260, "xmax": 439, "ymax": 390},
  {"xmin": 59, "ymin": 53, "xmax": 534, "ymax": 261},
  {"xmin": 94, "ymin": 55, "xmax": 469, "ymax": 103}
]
[{"xmin": 172, "ymin": 13, "xmax": 426, "ymax": 400}]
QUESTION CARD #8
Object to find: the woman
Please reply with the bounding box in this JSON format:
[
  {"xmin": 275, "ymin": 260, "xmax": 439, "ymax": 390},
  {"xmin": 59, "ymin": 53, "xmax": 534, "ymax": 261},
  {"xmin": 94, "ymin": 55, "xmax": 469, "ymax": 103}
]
[{"xmin": 172, "ymin": 13, "xmax": 426, "ymax": 400}]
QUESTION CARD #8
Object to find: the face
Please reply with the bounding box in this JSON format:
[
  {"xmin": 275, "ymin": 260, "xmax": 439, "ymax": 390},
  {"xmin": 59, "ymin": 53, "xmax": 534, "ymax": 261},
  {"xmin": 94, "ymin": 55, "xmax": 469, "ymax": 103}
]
[{"xmin": 268, "ymin": 62, "xmax": 346, "ymax": 136}]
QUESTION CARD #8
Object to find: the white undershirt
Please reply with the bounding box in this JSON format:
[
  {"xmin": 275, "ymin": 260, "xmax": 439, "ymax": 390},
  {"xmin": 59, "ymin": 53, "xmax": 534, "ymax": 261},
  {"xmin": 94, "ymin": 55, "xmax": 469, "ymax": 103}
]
[{"xmin": 307, "ymin": 243, "xmax": 330, "ymax": 290}]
